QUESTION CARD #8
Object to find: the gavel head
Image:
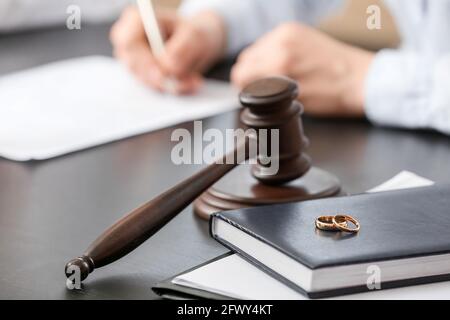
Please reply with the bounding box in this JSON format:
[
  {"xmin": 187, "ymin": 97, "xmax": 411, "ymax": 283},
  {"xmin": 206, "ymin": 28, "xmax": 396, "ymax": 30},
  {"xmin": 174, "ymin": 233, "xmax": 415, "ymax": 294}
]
[{"xmin": 239, "ymin": 76, "xmax": 311, "ymax": 185}]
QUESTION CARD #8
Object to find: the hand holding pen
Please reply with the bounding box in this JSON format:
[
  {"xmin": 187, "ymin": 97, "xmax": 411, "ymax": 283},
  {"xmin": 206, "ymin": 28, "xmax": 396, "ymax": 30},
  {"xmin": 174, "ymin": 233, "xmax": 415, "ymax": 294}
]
[{"xmin": 110, "ymin": 1, "xmax": 226, "ymax": 94}]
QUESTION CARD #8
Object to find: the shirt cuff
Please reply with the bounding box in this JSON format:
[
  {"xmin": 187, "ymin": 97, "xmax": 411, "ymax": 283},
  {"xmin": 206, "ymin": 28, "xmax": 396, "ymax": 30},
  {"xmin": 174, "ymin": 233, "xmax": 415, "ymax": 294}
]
[{"xmin": 365, "ymin": 49, "xmax": 431, "ymax": 129}]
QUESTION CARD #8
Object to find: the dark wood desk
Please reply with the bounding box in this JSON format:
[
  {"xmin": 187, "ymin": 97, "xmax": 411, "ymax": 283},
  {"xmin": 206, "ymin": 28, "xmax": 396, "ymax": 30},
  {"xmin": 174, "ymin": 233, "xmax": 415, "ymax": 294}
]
[{"xmin": 1, "ymin": 24, "xmax": 449, "ymax": 299}]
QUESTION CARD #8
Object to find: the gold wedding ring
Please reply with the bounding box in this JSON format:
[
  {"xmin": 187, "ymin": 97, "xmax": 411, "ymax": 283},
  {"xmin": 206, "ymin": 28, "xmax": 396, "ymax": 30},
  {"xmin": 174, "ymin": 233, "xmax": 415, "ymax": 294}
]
[
  {"xmin": 315, "ymin": 215, "xmax": 347, "ymax": 231},
  {"xmin": 332, "ymin": 215, "xmax": 360, "ymax": 233},
  {"xmin": 315, "ymin": 215, "xmax": 360, "ymax": 233}
]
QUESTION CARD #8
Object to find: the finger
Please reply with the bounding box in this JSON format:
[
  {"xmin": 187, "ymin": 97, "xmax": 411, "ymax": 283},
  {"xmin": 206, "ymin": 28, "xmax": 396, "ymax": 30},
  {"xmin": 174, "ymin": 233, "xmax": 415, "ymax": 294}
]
[
  {"xmin": 158, "ymin": 23, "xmax": 204, "ymax": 78},
  {"xmin": 231, "ymin": 56, "xmax": 277, "ymax": 89},
  {"xmin": 231, "ymin": 64, "xmax": 258, "ymax": 89},
  {"xmin": 110, "ymin": 6, "xmax": 147, "ymax": 50},
  {"xmin": 173, "ymin": 73, "xmax": 203, "ymax": 95},
  {"xmin": 116, "ymin": 41, "xmax": 165, "ymax": 91},
  {"xmin": 231, "ymin": 44, "xmax": 294, "ymax": 88},
  {"xmin": 155, "ymin": 8, "xmax": 178, "ymax": 39}
]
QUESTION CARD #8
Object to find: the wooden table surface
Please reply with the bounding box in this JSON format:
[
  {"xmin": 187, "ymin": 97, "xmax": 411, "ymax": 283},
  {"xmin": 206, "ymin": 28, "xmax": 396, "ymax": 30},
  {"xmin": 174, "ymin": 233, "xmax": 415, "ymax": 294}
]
[{"xmin": 0, "ymin": 24, "xmax": 449, "ymax": 299}]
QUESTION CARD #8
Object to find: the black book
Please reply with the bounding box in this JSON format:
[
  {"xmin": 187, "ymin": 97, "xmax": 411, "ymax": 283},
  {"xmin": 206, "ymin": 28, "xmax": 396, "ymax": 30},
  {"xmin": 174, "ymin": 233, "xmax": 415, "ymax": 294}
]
[{"xmin": 210, "ymin": 185, "xmax": 450, "ymax": 298}]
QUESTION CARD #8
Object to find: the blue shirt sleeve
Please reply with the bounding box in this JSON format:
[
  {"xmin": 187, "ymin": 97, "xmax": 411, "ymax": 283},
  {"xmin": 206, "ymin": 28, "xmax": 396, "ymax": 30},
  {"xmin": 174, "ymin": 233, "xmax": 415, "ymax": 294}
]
[{"xmin": 365, "ymin": 0, "xmax": 450, "ymax": 135}]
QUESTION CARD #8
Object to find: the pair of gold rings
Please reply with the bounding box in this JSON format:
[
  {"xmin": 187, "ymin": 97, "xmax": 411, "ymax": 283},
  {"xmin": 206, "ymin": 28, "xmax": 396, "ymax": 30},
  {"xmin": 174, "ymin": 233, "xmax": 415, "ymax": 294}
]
[{"xmin": 315, "ymin": 215, "xmax": 360, "ymax": 233}]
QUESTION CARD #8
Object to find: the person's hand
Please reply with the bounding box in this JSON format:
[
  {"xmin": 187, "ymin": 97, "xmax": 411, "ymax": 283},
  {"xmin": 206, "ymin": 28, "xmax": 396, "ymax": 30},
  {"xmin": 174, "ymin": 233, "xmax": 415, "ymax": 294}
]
[
  {"xmin": 110, "ymin": 6, "xmax": 226, "ymax": 94},
  {"xmin": 231, "ymin": 23, "xmax": 375, "ymax": 117}
]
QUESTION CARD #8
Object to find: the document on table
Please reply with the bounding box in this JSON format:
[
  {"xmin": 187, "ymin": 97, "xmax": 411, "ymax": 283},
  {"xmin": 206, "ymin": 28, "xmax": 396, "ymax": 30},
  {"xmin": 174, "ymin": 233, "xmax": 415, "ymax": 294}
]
[
  {"xmin": 0, "ymin": 56, "xmax": 239, "ymax": 161},
  {"xmin": 171, "ymin": 171, "xmax": 438, "ymax": 300}
]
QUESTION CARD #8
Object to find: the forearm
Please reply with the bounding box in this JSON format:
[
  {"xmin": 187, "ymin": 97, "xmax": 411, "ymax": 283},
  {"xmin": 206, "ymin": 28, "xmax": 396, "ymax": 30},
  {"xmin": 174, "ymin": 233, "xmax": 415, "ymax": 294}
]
[{"xmin": 365, "ymin": 50, "xmax": 450, "ymax": 135}]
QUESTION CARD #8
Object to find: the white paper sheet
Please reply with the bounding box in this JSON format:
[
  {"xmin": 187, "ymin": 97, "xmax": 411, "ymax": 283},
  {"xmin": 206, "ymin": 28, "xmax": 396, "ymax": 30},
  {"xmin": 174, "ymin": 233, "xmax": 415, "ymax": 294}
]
[
  {"xmin": 173, "ymin": 171, "xmax": 442, "ymax": 300},
  {"xmin": 0, "ymin": 56, "xmax": 239, "ymax": 161},
  {"xmin": 366, "ymin": 171, "xmax": 434, "ymax": 193}
]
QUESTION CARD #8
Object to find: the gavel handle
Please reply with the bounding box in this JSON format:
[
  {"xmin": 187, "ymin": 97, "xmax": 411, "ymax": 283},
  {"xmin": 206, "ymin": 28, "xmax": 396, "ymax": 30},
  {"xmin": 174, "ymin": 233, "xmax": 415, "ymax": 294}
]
[{"xmin": 65, "ymin": 139, "xmax": 250, "ymax": 281}]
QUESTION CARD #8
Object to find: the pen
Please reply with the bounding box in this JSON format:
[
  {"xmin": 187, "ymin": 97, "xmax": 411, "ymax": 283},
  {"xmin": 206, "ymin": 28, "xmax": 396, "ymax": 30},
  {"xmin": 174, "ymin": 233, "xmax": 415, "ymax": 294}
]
[{"xmin": 136, "ymin": 0, "xmax": 177, "ymax": 93}]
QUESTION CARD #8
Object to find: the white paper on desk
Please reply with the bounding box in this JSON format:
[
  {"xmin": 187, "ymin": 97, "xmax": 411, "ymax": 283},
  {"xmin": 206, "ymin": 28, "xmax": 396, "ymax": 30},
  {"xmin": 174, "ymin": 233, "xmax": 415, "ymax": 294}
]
[
  {"xmin": 0, "ymin": 56, "xmax": 239, "ymax": 161},
  {"xmin": 172, "ymin": 171, "xmax": 440, "ymax": 300}
]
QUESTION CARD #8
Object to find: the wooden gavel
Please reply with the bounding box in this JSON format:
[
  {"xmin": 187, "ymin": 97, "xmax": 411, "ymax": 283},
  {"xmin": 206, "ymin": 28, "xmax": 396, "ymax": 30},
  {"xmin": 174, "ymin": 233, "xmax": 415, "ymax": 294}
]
[{"xmin": 65, "ymin": 77, "xmax": 340, "ymax": 282}]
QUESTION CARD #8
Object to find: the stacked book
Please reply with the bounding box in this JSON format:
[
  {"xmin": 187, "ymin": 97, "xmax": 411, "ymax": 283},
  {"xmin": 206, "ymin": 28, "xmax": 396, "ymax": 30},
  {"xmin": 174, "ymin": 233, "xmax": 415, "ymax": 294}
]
[{"xmin": 154, "ymin": 172, "xmax": 450, "ymax": 299}]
